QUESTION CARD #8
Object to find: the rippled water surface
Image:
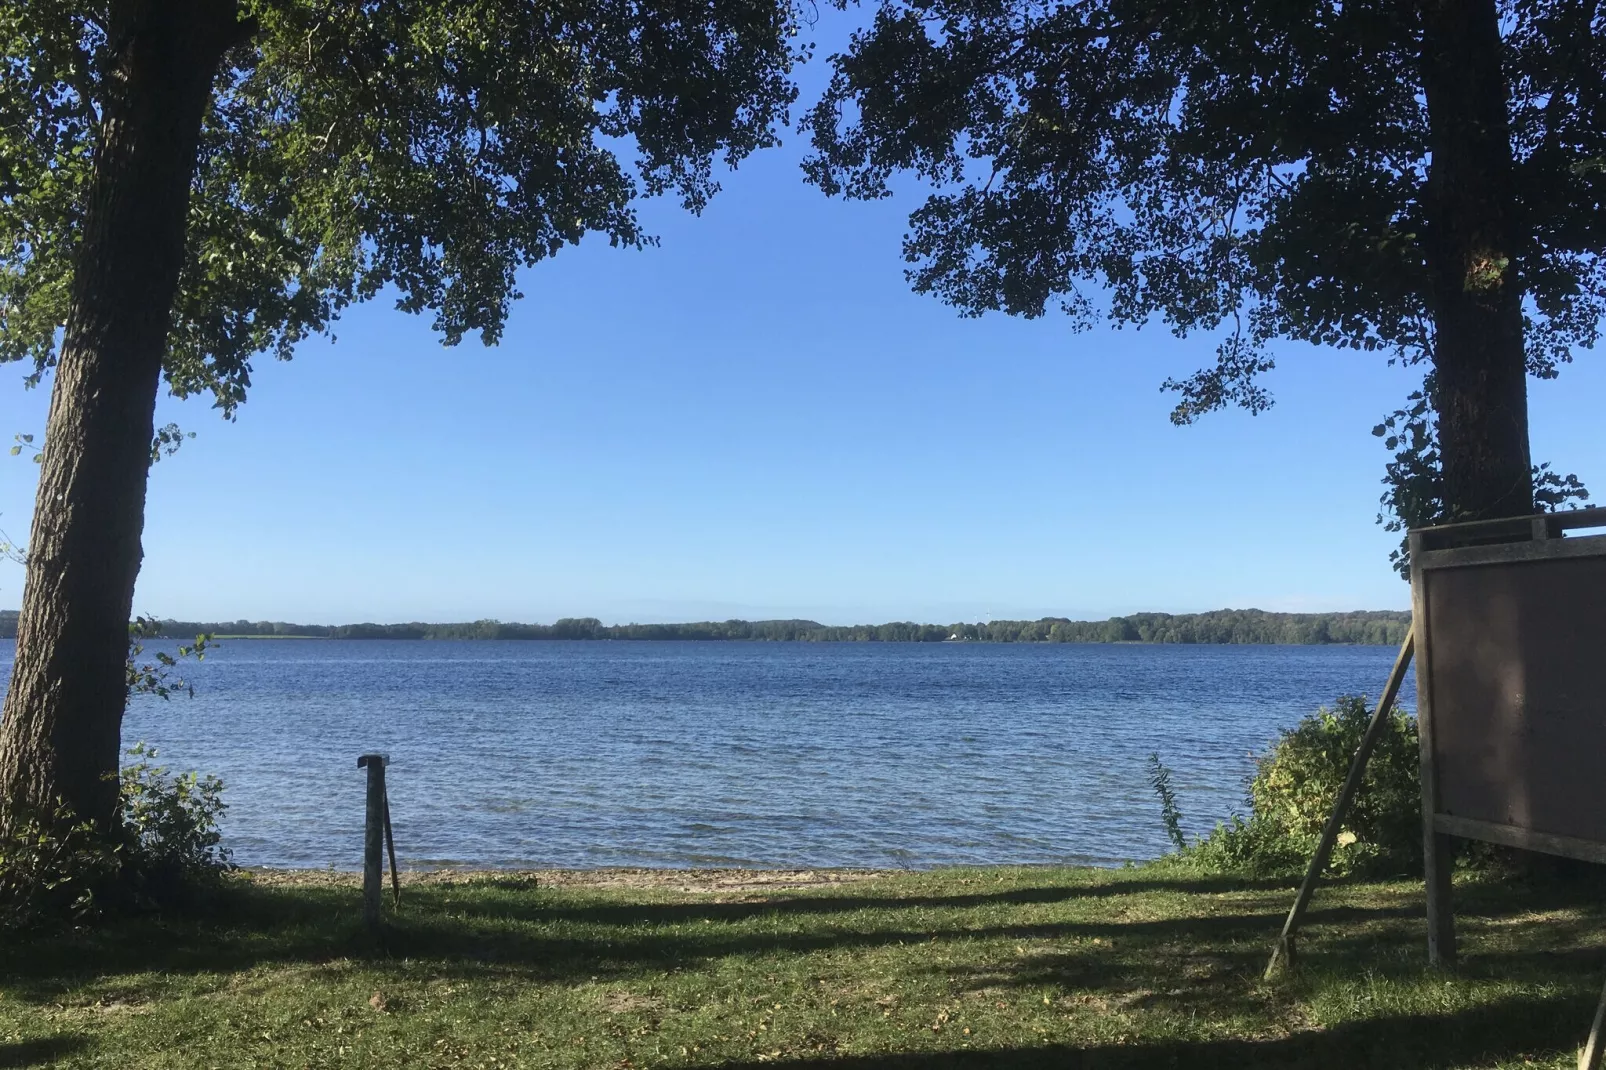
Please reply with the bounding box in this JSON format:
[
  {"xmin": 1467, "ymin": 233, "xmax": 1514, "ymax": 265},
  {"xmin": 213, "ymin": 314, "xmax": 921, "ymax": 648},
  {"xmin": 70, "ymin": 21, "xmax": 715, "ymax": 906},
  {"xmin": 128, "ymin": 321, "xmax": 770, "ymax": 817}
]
[{"xmin": 3, "ymin": 640, "xmax": 1414, "ymax": 869}]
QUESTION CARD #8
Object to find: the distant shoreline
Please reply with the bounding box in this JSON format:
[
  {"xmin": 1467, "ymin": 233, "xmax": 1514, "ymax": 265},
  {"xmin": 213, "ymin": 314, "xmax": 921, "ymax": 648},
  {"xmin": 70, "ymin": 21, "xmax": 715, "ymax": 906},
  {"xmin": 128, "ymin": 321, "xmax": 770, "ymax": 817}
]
[
  {"xmin": 0, "ymin": 607, "xmax": 1411, "ymax": 646},
  {"xmin": 207, "ymin": 633, "xmax": 1399, "ymax": 647}
]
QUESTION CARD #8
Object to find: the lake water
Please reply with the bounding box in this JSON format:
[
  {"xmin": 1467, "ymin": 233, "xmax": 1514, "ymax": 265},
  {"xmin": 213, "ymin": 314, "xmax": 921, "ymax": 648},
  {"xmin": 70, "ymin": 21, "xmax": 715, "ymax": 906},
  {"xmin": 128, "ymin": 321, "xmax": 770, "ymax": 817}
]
[{"xmin": 3, "ymin": 640, "xmax": 1415, "ymax": 870}]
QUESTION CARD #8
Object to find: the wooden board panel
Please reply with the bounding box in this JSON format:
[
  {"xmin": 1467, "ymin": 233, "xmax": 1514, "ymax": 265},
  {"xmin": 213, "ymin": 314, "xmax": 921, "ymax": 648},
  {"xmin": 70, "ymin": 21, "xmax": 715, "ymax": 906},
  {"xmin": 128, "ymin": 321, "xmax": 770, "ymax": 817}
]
[{"xmin": 1423, "ymin": 555, "xmax": 1606, "ymax": 845}]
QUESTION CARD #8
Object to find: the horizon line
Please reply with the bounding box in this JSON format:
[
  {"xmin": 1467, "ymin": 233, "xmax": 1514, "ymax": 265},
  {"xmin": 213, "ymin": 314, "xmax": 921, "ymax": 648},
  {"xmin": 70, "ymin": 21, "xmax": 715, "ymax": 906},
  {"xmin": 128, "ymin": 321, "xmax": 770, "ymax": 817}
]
[{"xmin": 0, "ymin": 605, "xmax": 1413, "ymax": 630}]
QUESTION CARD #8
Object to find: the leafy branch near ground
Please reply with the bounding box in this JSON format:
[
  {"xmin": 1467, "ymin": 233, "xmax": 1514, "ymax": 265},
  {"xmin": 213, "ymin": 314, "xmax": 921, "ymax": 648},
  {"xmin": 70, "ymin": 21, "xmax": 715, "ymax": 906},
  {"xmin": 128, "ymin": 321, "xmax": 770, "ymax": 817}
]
[
  {"xmin": 0, "ymin": 622, "xmax": 225, "ymax": 930},
  {"xmin": 1146, "ymin": 753, "xmax": 1186, "ymax": 852},
  {"xmin": 116, "ymin": 745, "xmax": 233, "ymax": 906},
  {"xmin": 0, "ymin": 802, "xmax": 118, "ymax": 930},
  {"xmin": 0, "ymin": 749, "xmax": 232, "ymax": 931}
]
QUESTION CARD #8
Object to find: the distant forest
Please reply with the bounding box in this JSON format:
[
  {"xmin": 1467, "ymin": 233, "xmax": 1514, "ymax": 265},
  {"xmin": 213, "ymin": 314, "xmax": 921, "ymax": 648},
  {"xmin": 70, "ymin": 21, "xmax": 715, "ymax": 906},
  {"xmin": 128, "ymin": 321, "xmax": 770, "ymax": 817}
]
[{"xmin": 0, "ymin": 608, "xmax": 1412, "ymax": 645}]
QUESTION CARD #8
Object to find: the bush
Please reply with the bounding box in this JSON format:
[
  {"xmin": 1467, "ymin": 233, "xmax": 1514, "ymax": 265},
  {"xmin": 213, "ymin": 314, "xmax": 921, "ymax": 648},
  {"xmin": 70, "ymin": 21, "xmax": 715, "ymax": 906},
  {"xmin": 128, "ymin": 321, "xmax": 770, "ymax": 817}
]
[
  {"xmin": 0, "ymin": 746, "xmax": 233, "ymax": 931},
  {"xmin": 0, "ymin": 803, "xmax": 120, "ymax": 930},
  {"xmin": 1177, "ymin": 694, "xmax": 1420, "ymax": 876},
  {"xmin": 1175, "ymin": 812, "xmax": 1311, "ymax": 875},
  {"xmin": 117, "ymin": 744, "xmax": 233, "ymax": 906}
]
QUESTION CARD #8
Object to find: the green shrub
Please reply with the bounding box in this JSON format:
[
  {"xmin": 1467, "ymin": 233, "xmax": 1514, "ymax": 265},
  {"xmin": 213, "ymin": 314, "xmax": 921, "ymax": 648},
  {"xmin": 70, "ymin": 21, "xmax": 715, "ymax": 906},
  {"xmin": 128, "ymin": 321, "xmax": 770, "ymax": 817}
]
[
  {"xmin": 0, "ymin": 746, "xmax": 232, "ymax": 931},
  {"xmin": 1175, "ymin": 813, "xmax": 1310, "ymax": 876},
  {"xmin": 1178, "ymin": 694, "xmax": 1420, "ymax": 876},
  {"xmin": 117, "ymin": 744, "xmax": 233, "ymax": 906},
  {"xmin": 0, "ymin": 803, "xmax": 121, "ymax": 930}
]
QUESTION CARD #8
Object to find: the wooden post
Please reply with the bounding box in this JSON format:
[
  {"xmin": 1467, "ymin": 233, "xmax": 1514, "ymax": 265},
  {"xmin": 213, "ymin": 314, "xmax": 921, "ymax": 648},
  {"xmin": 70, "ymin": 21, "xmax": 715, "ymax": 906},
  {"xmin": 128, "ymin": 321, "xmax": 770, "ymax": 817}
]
[
  {"xmin": 1264, "ymin": 630, "xmax": 1416, "ymax": 978},
  {"xmin": 383, "ymin": 786, "xmax": 401, "ymax": 906},
  {"xmin": 1423, "ymin": 826, "xmax": 1457, "ymax": 966},
  {"xmin": 358, "ymin": 753, "xmax": 388, "ymax": 932},
  {"xmin": 1411, "ymin": 532, "xmax": 1456, "ymax": 968},
  {"xmin": 1579, "ymin": 977, "xmax": 1606, "ymax": 1070}
]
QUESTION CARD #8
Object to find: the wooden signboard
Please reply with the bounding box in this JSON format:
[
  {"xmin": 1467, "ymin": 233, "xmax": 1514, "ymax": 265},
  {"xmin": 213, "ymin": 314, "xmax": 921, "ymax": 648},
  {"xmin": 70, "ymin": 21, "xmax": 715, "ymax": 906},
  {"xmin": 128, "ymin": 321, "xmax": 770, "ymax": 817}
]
[{"xmin": 1410, "ymin": 506, "xmax": 1606, "ymax": 967}]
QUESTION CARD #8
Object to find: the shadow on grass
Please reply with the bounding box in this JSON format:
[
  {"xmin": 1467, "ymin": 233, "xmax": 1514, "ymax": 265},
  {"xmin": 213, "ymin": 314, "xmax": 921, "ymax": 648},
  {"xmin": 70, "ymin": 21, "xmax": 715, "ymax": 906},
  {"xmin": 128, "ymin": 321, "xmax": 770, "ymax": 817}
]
[
  {"xmin": 0, "ymin": 895, "xmax": 1439, "ymax": 1023},
  {"xmin": 1453, "ymin": 866, "xmax": 1606, "ymax": 917},
  {"xmin": 518, "ymin": 873, "xmax": 1304, "ymax": 927},
  {"xmin": 0, "ymin": 1035, "xmax": 90, "ymax": 1068},
  {"xmin": 0, "ymin": 871, "xmax": 1598, "ymax": 1003},
  {"xmin": 699, "ymin": 993, "xmax": 1590, "ymax": 1069},
  {"xmin": 0, "ymin": 884, "xmax": 369, "ymax": 999}
]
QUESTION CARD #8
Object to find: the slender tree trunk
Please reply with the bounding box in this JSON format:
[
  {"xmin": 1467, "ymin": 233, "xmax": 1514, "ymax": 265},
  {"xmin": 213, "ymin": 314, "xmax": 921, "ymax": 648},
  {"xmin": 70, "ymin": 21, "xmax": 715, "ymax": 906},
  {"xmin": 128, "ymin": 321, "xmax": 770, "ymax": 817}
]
[
  {"xmin": 0, "ymin": 1, "xmax": 241, "ymax": 832},
  {"xmin": 1418, "ymin": 0, "xmax": 1534, "ymax": 522}
]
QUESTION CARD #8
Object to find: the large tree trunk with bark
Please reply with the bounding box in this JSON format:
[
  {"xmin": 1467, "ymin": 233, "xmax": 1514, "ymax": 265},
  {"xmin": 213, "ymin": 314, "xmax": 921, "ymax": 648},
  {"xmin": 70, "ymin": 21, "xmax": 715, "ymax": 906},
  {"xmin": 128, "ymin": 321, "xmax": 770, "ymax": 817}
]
[
  {"xmin": 0, "ymin": 1, "xmax": 241, "ymax": 832},
  {"xmin": 1418, "ymin": 0, "xmax": 1534, "ymax": 523}
]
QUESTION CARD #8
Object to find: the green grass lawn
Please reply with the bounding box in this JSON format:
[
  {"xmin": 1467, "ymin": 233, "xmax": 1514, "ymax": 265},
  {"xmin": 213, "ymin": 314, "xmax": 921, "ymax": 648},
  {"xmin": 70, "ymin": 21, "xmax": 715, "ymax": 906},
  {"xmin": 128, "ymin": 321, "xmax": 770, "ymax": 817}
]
[{"xmin": 2, "ymin": 864, "xmax": 1603, "ymax": 1069}]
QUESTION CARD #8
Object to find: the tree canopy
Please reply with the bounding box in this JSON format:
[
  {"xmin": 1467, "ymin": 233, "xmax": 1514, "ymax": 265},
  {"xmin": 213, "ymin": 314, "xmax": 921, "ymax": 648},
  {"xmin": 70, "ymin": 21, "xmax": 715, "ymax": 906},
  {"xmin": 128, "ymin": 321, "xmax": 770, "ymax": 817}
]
[
  {"xmin": 802, "ymin": 0, "xmax": 1603, "ymax": 554},
  {"xmin": 2, "ymin": 0, "xmax": 801, "ymax": 412},
  {"xmin": 0, "ymin": 0, "xmax": 805, "ymax": 831}
]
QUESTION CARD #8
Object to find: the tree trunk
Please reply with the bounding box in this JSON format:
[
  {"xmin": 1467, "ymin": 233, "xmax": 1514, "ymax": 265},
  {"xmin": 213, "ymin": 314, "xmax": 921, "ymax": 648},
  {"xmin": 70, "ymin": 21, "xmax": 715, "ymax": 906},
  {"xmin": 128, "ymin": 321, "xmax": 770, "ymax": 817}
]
[
  {"xmin": 1418, "ymin": 0, "xmax": 1534, "ymax": 523},
  {"xmin": 0, "ymin": 1, "xmax": 241, "ymax": 832}
]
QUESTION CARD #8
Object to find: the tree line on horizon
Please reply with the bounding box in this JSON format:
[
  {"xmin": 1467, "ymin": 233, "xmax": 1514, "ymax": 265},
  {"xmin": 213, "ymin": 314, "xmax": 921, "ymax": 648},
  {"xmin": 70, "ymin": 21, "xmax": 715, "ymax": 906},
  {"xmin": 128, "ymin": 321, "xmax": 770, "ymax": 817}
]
[{"xmin": 0, "ymin": 608, "xmax": 1411, "ymax": 646}]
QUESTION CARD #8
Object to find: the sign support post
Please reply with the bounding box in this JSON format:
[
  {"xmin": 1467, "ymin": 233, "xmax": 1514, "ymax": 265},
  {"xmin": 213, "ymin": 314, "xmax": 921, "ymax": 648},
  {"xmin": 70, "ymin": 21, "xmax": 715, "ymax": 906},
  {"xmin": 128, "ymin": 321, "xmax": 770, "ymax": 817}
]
[{"xmin": 1265, "ymin": 631, "xmax": 1415, "ymax": 978}]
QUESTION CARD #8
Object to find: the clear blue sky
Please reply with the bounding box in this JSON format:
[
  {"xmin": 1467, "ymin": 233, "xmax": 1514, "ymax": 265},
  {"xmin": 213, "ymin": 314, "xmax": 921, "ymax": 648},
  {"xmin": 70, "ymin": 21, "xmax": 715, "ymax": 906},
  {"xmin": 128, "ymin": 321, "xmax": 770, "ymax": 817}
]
[{"xmin": 0, "ymin": 28, "xmax": 1600, "ymax": 626}]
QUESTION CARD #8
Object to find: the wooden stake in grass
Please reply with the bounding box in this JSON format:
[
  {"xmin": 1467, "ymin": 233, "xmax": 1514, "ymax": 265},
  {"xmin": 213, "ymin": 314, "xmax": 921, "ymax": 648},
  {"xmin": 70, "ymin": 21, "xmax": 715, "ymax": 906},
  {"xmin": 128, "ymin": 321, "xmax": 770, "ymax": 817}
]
[
  {"xmin": 1580, "ymin": 976, "xmax": 1606, "ymax": 1070},
  {"xmin": 384, "ymin": 785, "xmax": 401, "ymax": 907},
  {"xmin": 1265, "ymin": 631, "xmax": 1415, "ymax": 979}
]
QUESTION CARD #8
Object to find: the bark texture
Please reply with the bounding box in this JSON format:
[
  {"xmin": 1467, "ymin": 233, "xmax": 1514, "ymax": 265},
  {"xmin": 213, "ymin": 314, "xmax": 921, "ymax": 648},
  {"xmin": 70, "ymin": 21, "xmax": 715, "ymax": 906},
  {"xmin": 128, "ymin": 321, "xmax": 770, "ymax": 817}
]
[
  {"xmin": 1419, "ymin": 0, "xmax": 1535, "ymax": 522},
  {"xmin": 0, "ymin": 0, "xmax": 240, "ymax": 830}
]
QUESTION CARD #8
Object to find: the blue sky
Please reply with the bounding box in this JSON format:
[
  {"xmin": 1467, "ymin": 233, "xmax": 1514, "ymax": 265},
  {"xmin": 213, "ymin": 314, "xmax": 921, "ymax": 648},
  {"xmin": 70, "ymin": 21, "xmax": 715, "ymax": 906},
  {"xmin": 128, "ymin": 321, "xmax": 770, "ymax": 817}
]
[{"xmin": 0, "ymin": 28, "xmax": 1601, "ymax": 625}]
